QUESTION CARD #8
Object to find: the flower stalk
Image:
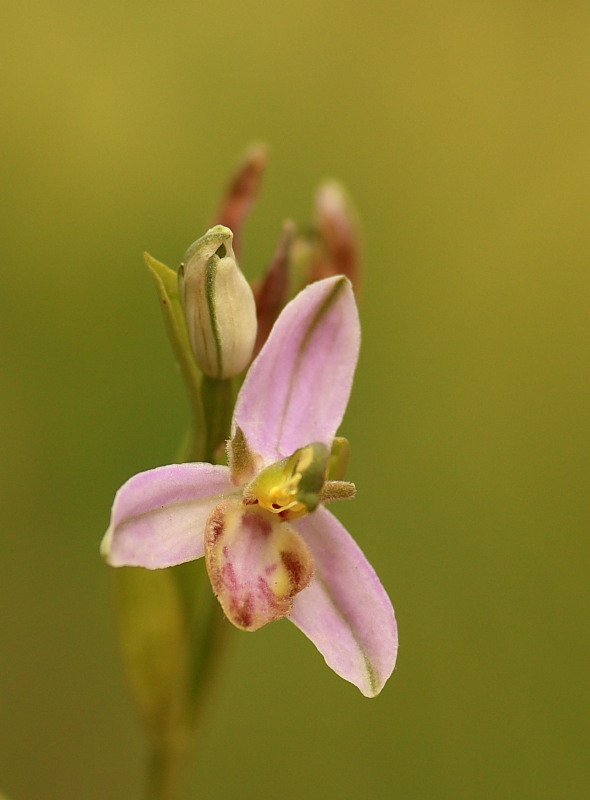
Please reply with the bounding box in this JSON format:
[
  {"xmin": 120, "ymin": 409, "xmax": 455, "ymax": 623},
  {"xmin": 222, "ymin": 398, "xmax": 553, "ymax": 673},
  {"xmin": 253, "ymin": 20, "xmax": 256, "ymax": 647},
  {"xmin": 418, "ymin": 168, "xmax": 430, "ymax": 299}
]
[
  {"xmin": 201, "ymin": 376, "xmax": 234, "ymax": 464},
  {"xmin": 103, "ymin": 151, "xmax": 396, "ymax": 800}
]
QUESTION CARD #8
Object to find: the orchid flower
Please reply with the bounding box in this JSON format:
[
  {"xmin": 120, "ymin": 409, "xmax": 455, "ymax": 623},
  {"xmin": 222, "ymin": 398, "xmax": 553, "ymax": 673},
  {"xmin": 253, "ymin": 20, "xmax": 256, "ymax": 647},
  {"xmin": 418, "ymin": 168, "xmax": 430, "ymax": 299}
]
[{"xmin": 101, "ymin": 276, "xmax": 398, "ymax": 697}]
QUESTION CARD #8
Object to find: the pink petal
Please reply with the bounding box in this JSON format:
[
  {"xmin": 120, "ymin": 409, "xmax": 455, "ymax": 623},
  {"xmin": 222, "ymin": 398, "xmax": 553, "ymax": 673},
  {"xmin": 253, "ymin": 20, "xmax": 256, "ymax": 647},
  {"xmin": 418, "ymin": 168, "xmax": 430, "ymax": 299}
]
[
  {"xmin": 233, "ymin": 276, "xmax": 360, "ymax": 462},
  {"xmin": 102, "ymin": 463, "xmax": 235, "ymax": 568},
  {"xmin": 205, "ymin": 500, "xmax": 314, "ymax": 631},
  {"xmin": 289, "ymin": 507, "xmax": 398, "ymax": 697}
]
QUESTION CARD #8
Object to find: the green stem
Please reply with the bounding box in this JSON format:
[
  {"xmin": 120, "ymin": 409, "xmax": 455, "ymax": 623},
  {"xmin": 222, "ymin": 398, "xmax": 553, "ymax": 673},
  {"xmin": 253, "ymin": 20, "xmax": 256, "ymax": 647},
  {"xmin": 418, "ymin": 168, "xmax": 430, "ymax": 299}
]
[
  {"xmin": 186, "ymin": 375, "xmax": 235, "ymax": 719},
  {"xmin": 201, "ymin": 376, "xmax": 235, "ymax": 462},
  {"xmin": 146, "ymin": 733, "xmax": 191, "ymax": 800},
  {"xmin": 144, "ymin": 376, "xmax": 235, "ymax": 800},
  {"xmin": 188, "ymin": 588, "xmax": 231, "ymax": 715}
]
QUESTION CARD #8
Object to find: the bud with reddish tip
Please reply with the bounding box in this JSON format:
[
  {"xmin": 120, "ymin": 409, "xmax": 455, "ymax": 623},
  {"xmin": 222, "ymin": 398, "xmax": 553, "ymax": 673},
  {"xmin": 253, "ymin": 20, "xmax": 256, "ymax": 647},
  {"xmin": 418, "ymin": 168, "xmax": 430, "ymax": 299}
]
[{"xmin": 312, "ymin": 180, "xmax": 361, "ymax": 289}]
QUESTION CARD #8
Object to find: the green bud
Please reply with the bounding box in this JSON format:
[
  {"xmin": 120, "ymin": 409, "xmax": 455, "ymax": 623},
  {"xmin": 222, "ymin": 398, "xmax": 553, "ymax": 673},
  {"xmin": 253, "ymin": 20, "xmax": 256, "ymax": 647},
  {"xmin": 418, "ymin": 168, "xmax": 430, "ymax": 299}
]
[{"xmin": 178, "ymin": 225, "xmax": 257, "ymax": 379}]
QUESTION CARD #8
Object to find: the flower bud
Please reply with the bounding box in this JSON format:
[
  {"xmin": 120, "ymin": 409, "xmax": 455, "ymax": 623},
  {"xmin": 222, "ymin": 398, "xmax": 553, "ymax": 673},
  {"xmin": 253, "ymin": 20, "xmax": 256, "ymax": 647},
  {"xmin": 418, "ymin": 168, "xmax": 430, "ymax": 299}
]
[
  {"xmin": 213, "ymin": 142, "xmax": 268, "ymax": 258},
  {"xmin": 311, "ymin": 180, "xmax": 361, "ymax": 289},
  {"xmin": 178, "ymin": 225, "xmax": 257, "ymax": 379}
]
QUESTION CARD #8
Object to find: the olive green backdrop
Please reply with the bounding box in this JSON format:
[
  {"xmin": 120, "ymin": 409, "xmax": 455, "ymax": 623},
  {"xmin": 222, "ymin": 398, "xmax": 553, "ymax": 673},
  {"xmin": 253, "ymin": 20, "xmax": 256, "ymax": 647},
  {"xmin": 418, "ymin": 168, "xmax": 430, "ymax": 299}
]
[{"xmin": 1, "ymin": 1, "xmax": 588, "ymax": 798}]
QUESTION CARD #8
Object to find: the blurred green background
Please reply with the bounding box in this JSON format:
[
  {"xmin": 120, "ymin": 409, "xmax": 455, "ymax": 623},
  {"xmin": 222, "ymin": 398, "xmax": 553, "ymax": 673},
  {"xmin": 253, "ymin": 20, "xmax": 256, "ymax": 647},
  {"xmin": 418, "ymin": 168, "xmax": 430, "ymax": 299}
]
[{"xmin": 1, "ymin": 1, "xmax": 588, "ymax": 798}]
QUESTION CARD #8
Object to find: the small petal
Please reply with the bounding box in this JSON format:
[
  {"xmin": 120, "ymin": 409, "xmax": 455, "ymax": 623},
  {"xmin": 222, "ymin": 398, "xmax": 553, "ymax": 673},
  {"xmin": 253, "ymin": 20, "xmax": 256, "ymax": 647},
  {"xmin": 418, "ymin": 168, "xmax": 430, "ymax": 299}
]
[
  {"xmin": 205, "ymin": 500, "xmax": 314, "ymax": 631},
  {"xmin": 290, "ymin": 507, "xmax": 398, "ymax": 697},
  {"xmin": 327, "ymin": 436, "xmax": 351, "ymax": 481},
  {"xmin": 102, "ymin": 463, "xmax": 234, "ymax": 568},
  {"xmin": 227, "ymin": 426, "xmax": 262, "ymax": 486},
  {"xmin": 233, "ymin": 276, "xmax": 360, "ymax": 462}
]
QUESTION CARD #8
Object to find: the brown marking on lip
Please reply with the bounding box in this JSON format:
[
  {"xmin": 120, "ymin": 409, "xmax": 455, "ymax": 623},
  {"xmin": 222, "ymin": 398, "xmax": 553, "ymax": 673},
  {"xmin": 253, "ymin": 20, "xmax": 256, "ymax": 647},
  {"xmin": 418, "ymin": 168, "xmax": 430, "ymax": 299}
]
[
  {"xmin": 233, "ymin": 594, "xmax": 254, "ymax": 629},
  {"xmin": 280, "ymin": 550, "xmax": 305, "ymax": 591},
  {"xmin": 207, "ymin": 507, "xmax": 225, "ymax": 546}
]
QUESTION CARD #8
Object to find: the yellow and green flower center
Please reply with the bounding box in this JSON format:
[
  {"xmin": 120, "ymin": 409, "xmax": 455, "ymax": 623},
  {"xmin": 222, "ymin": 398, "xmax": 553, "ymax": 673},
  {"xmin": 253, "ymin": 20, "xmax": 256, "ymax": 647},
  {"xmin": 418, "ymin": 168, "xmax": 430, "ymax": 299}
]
[{"xmin": 243, "ymin": 443, "xmax": 330, "ymax": 520}]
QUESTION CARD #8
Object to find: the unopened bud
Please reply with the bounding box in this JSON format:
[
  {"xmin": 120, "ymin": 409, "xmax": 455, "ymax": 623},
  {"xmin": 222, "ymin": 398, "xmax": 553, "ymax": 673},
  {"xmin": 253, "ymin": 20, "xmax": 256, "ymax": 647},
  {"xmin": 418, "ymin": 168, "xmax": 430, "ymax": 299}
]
[
  {"xmin": 252, "ymin": 219, "xmax": 294, "ymax": 356},
  {"xmin": 312, "ymin": 181, "xmax": 361, "ymax": 289},
  {"xmin": 214, "ymin": 143, "xmax": 268, "ymax": 258},
  {"xmin": 179, "ymin": 225, "xmax": 257, "ymax": 379}
]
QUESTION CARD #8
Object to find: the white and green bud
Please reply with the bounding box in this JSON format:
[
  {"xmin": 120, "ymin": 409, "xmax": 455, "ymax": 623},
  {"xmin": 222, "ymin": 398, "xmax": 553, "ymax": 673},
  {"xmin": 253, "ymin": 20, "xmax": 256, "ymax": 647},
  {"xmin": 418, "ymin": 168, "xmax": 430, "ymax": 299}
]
[{"xmin": 178, "ymin": 225, "xmax": 257, "ymax": 379}]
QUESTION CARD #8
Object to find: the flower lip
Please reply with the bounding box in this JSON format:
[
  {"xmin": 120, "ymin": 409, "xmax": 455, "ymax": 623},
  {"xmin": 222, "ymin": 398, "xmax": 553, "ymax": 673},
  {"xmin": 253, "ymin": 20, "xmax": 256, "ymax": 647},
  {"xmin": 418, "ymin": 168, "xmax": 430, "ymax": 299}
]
[{"xmin": 204, "ymin": 498, "xmax": 314, "ymax": 631}]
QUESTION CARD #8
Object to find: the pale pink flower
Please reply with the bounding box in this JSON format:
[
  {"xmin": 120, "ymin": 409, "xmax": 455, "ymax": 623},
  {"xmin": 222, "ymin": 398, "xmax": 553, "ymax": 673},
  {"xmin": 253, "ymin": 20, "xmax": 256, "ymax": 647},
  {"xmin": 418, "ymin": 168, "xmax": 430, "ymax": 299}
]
[{"xmin": 101, "ymin": 277, "xmax": 397, "ymax": 696}]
